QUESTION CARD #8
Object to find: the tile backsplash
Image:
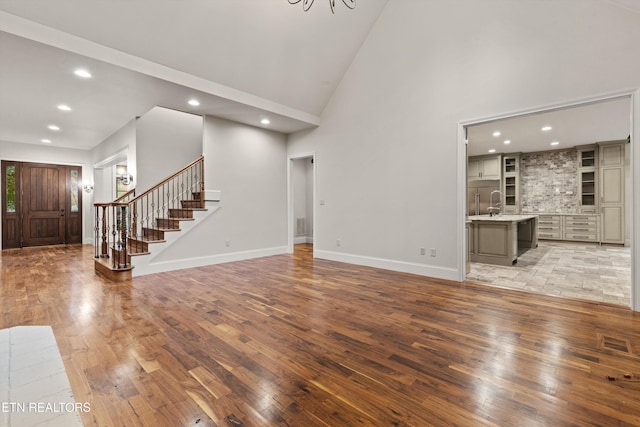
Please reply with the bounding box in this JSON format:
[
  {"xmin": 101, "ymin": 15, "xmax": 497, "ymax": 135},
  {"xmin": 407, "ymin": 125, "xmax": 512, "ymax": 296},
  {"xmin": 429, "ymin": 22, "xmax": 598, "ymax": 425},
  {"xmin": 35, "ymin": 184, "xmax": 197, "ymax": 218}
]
[{"xmin": 520, "ymin": 149, "xmax": 579, "ymax": 213}]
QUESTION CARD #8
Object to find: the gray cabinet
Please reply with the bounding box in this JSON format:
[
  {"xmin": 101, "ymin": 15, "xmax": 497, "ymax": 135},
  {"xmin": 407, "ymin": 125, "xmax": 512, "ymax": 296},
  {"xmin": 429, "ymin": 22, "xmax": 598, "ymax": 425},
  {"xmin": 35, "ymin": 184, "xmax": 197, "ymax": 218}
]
[
  {"xmin": 577, "ymin": 145, "xmax": 598, "ymax": 214},
  {"xmin": 468, "ymin": 155, "xmax": 501, "ymax": 181},
  {"xmin": 599, "ymin": 142, "xmax": 625, "ymax": 244},
  {"xmin": 537, "ymin": 215, "xmax": 562, "ymax": 240},
  {"xmin": 564, "ymin": 215, "xmax": 599, "ymax": 242},
  {"xmin": 502, "ymin": 154, "xmax": 520, "ymax": 213},
  {"xmin": 535, "ymin": 214, "xmax": 599, "ymax": 243}
]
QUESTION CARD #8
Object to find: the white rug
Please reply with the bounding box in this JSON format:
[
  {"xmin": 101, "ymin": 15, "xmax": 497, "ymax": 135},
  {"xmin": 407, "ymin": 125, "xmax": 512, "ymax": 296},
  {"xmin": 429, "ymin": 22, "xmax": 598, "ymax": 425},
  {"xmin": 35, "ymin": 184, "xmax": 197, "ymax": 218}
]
[{"xmin": 0, "ymin": 326, "xmax": 84, "ymax": 427}]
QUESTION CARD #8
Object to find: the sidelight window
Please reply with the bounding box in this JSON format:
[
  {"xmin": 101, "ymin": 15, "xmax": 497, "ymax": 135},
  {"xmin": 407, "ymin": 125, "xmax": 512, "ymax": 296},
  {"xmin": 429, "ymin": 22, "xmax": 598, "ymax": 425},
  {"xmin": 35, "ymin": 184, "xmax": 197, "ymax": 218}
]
[
  {"xmin": 5, "ymin": 165, "xmax": 16, "ymax": 212},
  {"xmin": 70, "ymin": 169, "xmax": 79, "ymax": 212}
]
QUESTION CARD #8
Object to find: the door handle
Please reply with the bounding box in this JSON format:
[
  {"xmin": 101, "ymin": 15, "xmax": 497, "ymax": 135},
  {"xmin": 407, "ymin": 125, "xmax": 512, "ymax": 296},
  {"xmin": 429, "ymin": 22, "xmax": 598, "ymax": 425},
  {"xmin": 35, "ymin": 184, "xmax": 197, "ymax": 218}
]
[{"xmin": 60, "ymin": 209, "xmax": 65, "ymax": 217}]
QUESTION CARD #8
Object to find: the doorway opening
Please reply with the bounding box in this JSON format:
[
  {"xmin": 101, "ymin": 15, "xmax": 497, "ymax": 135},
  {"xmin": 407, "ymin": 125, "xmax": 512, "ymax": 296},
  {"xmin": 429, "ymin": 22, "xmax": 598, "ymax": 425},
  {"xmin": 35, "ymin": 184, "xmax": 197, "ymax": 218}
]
[
  {"xmin": 461, "ymin": 95, "xmax": 633, "ymax": 307},
  {"xmin": 2, "ymin": 160, "xmax": 83, "ymax": 249},
  {"xmin": 288, "ymin": 154, "xmax": 315, "ymax": 255}
]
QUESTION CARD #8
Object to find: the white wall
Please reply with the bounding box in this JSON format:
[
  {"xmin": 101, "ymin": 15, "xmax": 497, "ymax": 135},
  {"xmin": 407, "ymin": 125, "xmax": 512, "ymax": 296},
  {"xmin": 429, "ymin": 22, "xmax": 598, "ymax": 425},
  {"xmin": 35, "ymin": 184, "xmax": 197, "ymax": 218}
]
[
  {"xmin": 91, "ymin": 119, "xmax": 135, "ymax": 167},
  {"xmin": 90, "ymin": 119, "xmax": 135, "ymax": 203},
  {"xmin": 150, "ymin": 115, "xmax": 288, "ymax": 264},
  {"xmin": 0, "ymin": 140, "xmax": 93, "ymax": 245},
  {"xmin": 135, "ymin": 106, "xmax": 203, "ymax": 194},
  {"xmin": 287, "ymin": 0, "xmax": 640, "ymax": 280}
]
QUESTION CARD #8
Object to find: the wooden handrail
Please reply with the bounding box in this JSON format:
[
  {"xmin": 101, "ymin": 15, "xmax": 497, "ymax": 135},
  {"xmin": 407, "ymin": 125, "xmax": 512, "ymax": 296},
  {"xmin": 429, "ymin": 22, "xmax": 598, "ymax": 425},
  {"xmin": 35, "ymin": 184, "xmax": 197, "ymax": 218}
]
[
  {"xmin": 115, "ymin": 188, "xmax": 136, "ymax": 202},
  {"xmin": 130, "ymin": 155, "xmax": 204, "ymax": 204},
  {"xmin": 93, "ymin": 202, "xmax": 129, "ymax": 207},
  {"xmin": 92, "ymin": 155, "xmax": 204, "ymax": 267}
]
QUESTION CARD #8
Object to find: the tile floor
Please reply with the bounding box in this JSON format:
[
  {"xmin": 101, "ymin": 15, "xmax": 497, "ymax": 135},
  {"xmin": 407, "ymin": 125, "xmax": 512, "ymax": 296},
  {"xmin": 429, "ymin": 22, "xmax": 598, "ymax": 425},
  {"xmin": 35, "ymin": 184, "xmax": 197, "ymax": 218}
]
[
  {"xmin": 467, "ymin": 240, "xmax": 631, "ymax": 307},
  {"xmin": 0, "ymin": 326, "xmax": 83, "ymax": 427}
]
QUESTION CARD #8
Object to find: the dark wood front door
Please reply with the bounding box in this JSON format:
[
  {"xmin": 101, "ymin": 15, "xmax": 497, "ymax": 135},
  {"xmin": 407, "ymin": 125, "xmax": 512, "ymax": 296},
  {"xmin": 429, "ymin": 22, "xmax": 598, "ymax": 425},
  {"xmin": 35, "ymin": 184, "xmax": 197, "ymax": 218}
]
[{"xmin": 2, "ymin": 161, "xmax": 82, "ymax": 249}]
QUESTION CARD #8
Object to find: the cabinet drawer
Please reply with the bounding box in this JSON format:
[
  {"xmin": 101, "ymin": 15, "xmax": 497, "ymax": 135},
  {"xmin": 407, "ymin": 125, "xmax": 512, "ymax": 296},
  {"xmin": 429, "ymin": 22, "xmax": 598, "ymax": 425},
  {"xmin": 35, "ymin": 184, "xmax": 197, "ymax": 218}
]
[
  {"xmin": 538, "ymin": 215, "xmax": 560, "ymax": 221},
  {"xmin": 538, "ymin": 220, "xmax": 561, "ymax": 226},
  {"xmin": 565, "ymin": 215, "xmax": 597, "ymax": 223},
  {"xmin": 565, "ymin": 219, "xmax": 597, "ymax": 227},
  {"xmin": 565, "ymin": 228, "xmax": 597, "ymax": 235},
  {"xmin": 538, "ymin": 225, "xmax": 560, "ymax": 232},
  {"xmin": 538, "ymin": 232, "xmax": 562, "ymax": 240},
  {"xmin": 564, "ymin": 233, "xmax": 598, "ymax": 242}
]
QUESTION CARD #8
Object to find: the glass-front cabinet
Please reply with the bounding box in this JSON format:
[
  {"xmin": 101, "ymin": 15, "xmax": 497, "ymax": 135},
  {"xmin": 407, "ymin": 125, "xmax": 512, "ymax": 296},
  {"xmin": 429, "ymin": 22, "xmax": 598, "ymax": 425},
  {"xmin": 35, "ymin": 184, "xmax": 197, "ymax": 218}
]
[
  {"xmin": 502, "ymin": 154, "xmax": 520, "ymax": 214},
  {"xmin": 577, "ymin": 145, "xmax": 598, "ymax": 213}
]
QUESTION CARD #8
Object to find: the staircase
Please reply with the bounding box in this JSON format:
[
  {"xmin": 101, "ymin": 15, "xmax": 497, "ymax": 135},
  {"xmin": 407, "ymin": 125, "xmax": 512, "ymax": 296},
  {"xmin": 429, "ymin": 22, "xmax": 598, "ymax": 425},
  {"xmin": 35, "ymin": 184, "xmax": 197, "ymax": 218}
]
[{"xmin": 94, "ymin": 156, "xmax": 206, "ymax": 281}]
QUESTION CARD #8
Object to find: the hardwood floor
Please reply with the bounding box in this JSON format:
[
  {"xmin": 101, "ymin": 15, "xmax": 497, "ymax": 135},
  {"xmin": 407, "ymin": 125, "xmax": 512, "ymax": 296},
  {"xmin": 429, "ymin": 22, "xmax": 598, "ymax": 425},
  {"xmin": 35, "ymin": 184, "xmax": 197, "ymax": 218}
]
[{"xmin": 2, "ymin": 244, "xmax": 640, "ymax": 426}]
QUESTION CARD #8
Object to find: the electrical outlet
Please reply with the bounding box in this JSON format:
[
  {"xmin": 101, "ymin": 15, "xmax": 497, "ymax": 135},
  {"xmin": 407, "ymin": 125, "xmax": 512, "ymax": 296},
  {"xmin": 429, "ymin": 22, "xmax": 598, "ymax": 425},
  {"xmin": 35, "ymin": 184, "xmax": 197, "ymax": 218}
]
[
  {"xmin": 225, "ymin": 240, "xmax": 230, "ymax": 247},
  {"xmin": 430, "ymin": 248, "xmax": 436, "ymax": 257},
  {"xmin": 336, "ymin": 239, "xmax": 341, "ymax": 247},
  {"xmin": 420, "ymin": 247, "xmax": 426, "ymax": 255}
]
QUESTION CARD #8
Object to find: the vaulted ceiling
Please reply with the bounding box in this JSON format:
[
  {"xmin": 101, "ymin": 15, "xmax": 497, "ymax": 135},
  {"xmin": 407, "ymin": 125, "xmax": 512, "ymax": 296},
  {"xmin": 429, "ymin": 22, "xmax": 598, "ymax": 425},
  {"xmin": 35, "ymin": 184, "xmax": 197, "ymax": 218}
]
[
  {"xmin": 1, "ymin": 1, "xmax": 638, "ymax": 153},
  {"xmin": 0, "ymin": 0, "xmax": 389, "ymax": 149}
]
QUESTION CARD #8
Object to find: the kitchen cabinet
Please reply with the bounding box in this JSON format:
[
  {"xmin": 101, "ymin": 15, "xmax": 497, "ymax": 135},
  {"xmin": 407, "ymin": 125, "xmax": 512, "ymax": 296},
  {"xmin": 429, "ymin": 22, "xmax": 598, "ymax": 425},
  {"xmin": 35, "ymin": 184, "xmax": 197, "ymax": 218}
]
[
  {"xmin": 502, "ymin": 154, "xmax": 520, "ymax": 213},
  {"xmin": 468, "ymin": 155, "xmax": 501, "ymax": 181},
  {"xmin": 468, "ymin": 215, "xmax": 538, "ymax": 266},
  {"xmin": 534, "ymin": 213, "xmax": 600, "ymax": 243},
  {"xmin": 564, "ymin": 215, "xmax": 599, "ymax": 242},
  {"xmin": 599, "ymin": 141, "xmax": 625, "ymax": 244},
  {"xmin": 577, "ymin": 145, "xmax": 598, "ymax": 214},
  {"xmin": 537, "ymin": 215, "xmax": 562, "ymax": 240}
]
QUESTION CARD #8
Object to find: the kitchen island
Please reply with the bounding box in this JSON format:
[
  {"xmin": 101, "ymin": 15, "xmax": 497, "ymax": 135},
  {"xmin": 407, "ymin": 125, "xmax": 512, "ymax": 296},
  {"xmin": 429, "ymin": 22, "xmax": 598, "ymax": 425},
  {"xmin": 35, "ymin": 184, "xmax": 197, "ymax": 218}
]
[{"xmin": 468, "ymin": 214, "xmax": 538, "ymax": 266}]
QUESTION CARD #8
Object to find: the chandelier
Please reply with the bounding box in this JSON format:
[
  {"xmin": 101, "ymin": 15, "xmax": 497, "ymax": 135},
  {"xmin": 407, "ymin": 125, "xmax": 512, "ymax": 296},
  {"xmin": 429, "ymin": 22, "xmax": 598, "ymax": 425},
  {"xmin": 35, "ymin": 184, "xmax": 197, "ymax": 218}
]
[{"xmin": 288, "ymin": 0, "xmax": 356, "ymax": 14}]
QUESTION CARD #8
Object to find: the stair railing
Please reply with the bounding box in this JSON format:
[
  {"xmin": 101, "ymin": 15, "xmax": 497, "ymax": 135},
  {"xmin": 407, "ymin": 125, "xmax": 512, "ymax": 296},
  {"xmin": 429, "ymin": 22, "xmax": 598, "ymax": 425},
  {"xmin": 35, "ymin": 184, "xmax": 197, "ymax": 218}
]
[
  {"xmin": 115, "ymin": 188, "xmax": 136, "ymax": 203},
  {"xmin": 93, "ymin": 202, "xmax": 131, "ymax": 269},
  {"xmin": 93, "ymin": 156, "xmax": 204, "ymax": 268}
]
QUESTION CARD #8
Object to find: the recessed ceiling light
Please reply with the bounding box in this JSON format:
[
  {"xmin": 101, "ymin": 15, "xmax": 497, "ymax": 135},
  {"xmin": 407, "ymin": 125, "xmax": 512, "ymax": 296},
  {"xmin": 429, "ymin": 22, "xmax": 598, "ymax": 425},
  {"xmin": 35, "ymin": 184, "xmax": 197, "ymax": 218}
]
[
  {"xmin": 261, "ymin": 118, "xmax": 271, "ymax": 125},
  {"xmin": 492, "ymin": 131, "xmax": 501, "ymax": 137},
  {"xmin": 41, "ymin": 139, "xmax": 52, "ymax": 143},
  {"xmin": 504, "ymin": 140, "xmax": 511, "ymax": 145},
  {"xmin": 74, "ymin": 69, "xmax": 92, "ymax": 78},
  {"xmin": 550, "ymin": 141, "xmax": 560, "ymax": 146},
  {"xmin": 488, "ymin": 149, "xmax": 496, "ymax": 153},
  {"xmin": 48, "ymin": 125, "xmax": 61, "ymax": 131},
  {"xmin": 188, "ymin": 99, "xmax": 200, "ymax": 106},
  {"xmin": 57, "ymin": 104, "xmax": 72, "ymax": 111},
  {"xmin": 541, "ymin": 126, "xmax": 552, "ymax": 132}
]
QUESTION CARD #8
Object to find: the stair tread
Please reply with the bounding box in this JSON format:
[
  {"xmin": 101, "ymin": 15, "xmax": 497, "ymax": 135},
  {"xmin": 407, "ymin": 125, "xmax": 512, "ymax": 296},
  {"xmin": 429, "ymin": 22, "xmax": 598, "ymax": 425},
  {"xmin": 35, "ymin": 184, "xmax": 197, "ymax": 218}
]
[
  {"xmin": 129, "ymin": 238, "xmax": 167, "ymax": 243},
  {"xmin": 142, "ymin": 227, "xmax": 181, "ymax": 232},
  {"xmin": 160, "ymin": 217, "xmax": 195, "ymax": 221}
]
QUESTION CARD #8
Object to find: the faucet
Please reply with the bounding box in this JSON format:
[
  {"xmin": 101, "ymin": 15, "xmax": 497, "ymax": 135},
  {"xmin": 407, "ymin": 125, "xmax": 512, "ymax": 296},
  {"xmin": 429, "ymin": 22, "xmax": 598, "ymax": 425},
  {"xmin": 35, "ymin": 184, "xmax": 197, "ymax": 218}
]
[{"xmin": 488, "ymin": 190, "xmax": 502, "ymax": 216}]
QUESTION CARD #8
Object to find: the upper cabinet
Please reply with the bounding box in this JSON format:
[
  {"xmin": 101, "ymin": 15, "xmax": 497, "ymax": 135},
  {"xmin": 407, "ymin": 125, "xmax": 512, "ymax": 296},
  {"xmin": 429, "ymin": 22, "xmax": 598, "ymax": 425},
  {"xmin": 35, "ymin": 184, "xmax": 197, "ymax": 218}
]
[
  {"xmin": 577, "ymin": 145, "xmax": 598, "ymax": 214},
  {"xmin": 600, "ymin": 142, "xmax": 624, "ymax": 167},
  {"xmin": 502, "ymin": 154, "xmax": 520, "ymax": 214},
  {"xmin": 468, "ymin": 154, "xmax": 501, "ymax": 181}
]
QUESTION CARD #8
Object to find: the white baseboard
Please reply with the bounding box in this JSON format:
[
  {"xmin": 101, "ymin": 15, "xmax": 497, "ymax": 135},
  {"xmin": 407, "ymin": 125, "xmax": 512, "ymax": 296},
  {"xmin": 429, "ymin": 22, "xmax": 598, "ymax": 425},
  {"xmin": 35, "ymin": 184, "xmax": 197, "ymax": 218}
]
[
  {"xmin": 294, "ymin": 236, "xmax": 314, "ymax": 244},
  {"xmin": 133, "ymin": 246, "xmax": 288, "ymax": 276},
  {"xmin": 314, "ymin": 249, "xmax": 460, "ymax": 282},
  {"xmin": 205, "ymin": 189, "xmax": 221, "ymax": 202}
]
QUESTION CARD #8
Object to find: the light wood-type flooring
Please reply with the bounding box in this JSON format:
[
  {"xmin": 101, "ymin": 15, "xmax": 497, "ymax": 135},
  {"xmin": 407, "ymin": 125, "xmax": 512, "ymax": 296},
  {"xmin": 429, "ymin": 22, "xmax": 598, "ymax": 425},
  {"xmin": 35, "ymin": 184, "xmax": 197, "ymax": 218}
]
[
  {"xmin": 2, "ymin": 243, "xmax": 640, "ymax": 426},
  {"xmin": 468, "ymin": 240, "xmax": 631, "ymax": 307}
]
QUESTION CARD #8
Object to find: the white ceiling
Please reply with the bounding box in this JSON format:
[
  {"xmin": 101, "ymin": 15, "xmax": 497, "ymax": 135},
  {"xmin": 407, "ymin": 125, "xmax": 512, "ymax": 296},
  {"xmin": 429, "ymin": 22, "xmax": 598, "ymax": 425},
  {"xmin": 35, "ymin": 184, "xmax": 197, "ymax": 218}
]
[
  {"xmin": 0, "ymin": 0, "xmax": 388, "ymax": 150},
  {"xmin": 1, "ymin": 1, "xmax": 636, "ymax": 153},
  {"xmin": 466, "ymin": 97, "xmax": 631, "ymax": 157}
]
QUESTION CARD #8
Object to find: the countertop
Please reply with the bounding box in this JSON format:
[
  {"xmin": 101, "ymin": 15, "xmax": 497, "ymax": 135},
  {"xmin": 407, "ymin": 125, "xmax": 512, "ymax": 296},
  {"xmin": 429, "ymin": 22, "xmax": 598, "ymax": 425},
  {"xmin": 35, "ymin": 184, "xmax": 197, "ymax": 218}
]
[
  {"xmin": 468, "ymin": 214, "xmax": 538, "ymax": 222},
  {"xmin": 522, "ymin": 212, "xmax": 595, "ymax": 216}
]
